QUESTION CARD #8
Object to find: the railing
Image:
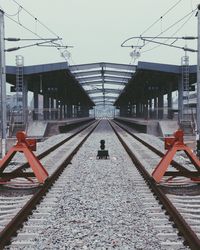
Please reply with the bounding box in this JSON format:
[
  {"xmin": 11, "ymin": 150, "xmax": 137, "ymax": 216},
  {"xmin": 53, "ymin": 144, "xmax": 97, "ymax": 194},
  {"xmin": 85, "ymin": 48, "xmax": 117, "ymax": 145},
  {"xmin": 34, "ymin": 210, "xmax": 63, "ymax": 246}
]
[
  {"xmin": 8, "ymin": 107, "xmax": 90, "ymax": 124},
  {"xmin": 118, "ymin": 106, "xmax": 198, "ymax": 123},
  {"xmin": 118, "ymin": 107, "xmax": 177, "ymax": 120}
]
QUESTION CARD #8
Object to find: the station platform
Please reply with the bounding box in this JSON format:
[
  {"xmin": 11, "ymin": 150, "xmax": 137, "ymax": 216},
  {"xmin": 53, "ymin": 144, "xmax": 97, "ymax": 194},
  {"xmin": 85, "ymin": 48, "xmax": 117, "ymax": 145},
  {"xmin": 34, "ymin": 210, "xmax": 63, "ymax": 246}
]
[
  {"xmin": 114, "ymin": 117, "xmax": 178, "ymax": 136},
  {"xmin": 114, "ymin": 116, "xmax": 196, "ymax": 150},
  {"xmin": 27, "ymin": 117, "xmax": 95, "ymax": 138}
]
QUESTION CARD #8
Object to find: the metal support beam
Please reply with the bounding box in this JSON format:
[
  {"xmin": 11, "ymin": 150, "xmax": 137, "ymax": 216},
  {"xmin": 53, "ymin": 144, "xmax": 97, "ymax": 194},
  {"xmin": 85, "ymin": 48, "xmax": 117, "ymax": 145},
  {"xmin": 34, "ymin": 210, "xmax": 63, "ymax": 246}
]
[
  {"xmin": 154, "ymin": 97, "xmax": 158, "ymax": 119},
  {"xmin": 23, "ymin": 78, "xmax": 28, "ymax": 126},
  {"xmin": 136, "ymin": 102, "xmax": 140, "ymax": 117},
  {"xmin": 55, "ymin": 100, "xmax": 59, "ymax": 119},
  {"xmin": 43, "ymin": 94, "xmax": 49, "ymax": 120},
  {"xmin": 50, "ymin": 97, "xmax": 54, "ymax": 120},
  {"xmin": 33, "ymin": 90, "xmax": 39, "ymax": 120},
  {"xmin": 178, "ymin": 76, "xmax": 183, "ymax": 123},
  {"xmin": 67, "ymin": 104, "xmax": 72, "ymax": 118},
  {"xmin": 158, "ymin": 89, "xmax": 164, "ymax": 120},
  {"xmin": 59, "ymin": 100, "xmax": 63, "ymax": 120},
  {"xmin": 167, "ymin": 83, "xmax": 173, "ymax": 119},
  {"xmin": 0, "ymin": 10, "xmax": 7, "ymax": 157},
  {"xmin": 197, "ymin": 4, "xmax": 200, "ymax": 152}
]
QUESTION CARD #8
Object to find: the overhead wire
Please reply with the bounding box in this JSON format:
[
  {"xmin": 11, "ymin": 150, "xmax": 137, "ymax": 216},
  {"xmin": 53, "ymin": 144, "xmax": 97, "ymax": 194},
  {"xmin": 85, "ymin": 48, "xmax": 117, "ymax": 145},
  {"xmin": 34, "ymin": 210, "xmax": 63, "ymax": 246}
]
[
  {"xmin": 134, "ymin": 0, "xmax": 184, "ymax": 48},
  {"xmin": 11, "ymin": 0, "xmax": 60, "ymax": 38},
  {"xmin": 9, "ymin": 0, "xmax": 74, "ymax": 64},
  {"xmin": 143, "ymin": 8, "xmax": 196, "ymax": 46},
  {"xmin": 2, "ymin": 0, "xmax": 72, "ymax": 59},
  {"xmin": 141, "ymin": 8, "xmax": 196, "ymax": 54},
  {"xmin": 4, "ymin": 13, "xmax": 44, "ymax": 39},
  {"xmin": 2, "ymin": 0, "xmax": 76, "ymax": 111},
  {"xmin": 131, "ymin": 0, "xmax": 185, "ymax": 61},
  {"xmin": 2, "ymin": 0, "xmax": 119, "ymax": 108},
  {"xmin": 169, "ymin": 11, "xmax": 195, "ymax": 44},
  {"xmin": 140, "ymin": 0, "xmax": 184, "ymax": 37},
  {"xmin": 4, "ymin": 14, "xmax": 70, "ymax": 62},
  {"xmin": 3, "ymin": 5, "xmax": 22, "ymax": 17}
]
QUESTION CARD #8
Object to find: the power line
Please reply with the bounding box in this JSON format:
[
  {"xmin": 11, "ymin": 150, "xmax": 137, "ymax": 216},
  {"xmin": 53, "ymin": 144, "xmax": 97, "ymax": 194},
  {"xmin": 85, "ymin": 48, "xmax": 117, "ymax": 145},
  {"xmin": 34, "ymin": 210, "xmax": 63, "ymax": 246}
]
[
  {"xmin": 4, "ymin": 5, "xmax": 22, "ymax": 17},
  {"xmin": 142, "ymin": 9, "xmax": 196, "ymax": 54},
  {"xmin": 124, "ymin": 1, "xmax": 196, "ymax": 59},
  {"xmin": 134, "ymin": 0, "xmax": 184, "ymax": 48},
  {"xmin": 122, "ymin": 8, "xmax": 197, "ymax": 53},
  {"xmin": 2, "ymin": 2, "xmax": 73, "ymax": 59},
  {"xmin": 146, "ymin": 9, "xmax": 196, "ymax": 44},
  {"xmin": 140, "ymin": 0, "xmax": 184, "ymax": 36},
  {"xmin": 5, "ymin": 13, "xmax": 45, "ymax": 39},
  {"xmin": 4, "ymin": 12, "xmax": 62, "ymax": 48},
  {"xmin": 1, "ymin": 0, "xmax": 74, "ymax": 58},
  {"xmin": 10, "ymin": 0, "xmax": 60, "ymax": 38}
]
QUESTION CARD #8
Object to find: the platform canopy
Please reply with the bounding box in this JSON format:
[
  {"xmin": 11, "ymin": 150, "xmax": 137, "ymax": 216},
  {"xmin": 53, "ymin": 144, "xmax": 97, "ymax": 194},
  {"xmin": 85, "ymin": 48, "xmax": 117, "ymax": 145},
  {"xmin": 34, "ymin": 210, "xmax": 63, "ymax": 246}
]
[
  {"xmin": 69, "ymin": 62, "xmax": 136, "ymax": 106},
  {"xmin": 114, "ymin": 61, "xmax": 197, "ymax": 106},
  {"xmin": 6, "ymin": 62, "xmax": 95, "ymax": 107}
]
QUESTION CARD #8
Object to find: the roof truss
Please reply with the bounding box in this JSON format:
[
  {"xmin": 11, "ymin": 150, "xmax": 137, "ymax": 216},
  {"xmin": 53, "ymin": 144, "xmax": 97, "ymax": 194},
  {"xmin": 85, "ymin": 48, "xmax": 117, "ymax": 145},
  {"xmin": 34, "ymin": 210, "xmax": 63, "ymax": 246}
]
[{"xmin": 69, "ymin": 62, "xmax": 136, "ymax": 105}]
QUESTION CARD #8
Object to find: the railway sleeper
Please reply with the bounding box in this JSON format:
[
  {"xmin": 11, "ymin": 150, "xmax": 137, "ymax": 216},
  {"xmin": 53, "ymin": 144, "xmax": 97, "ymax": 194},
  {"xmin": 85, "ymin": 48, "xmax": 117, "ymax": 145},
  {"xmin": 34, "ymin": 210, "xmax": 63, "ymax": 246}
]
[
  {"xmin": 6, "ymin": 240, "xmax": 36, "ymax": 248},
  {"xmin": 160, "ymin": 241, "xmax": 189, "ymax": 250},
  {"xmin": 150, "ymin": 217, "xmax": 171, "ymax": 224},
  {"xmin": 157, "ymin": 232, "xmax": 183, "ymax": 241},
  {"xmin": 11, "ymin": 232, "xmax": 39, "ymax": 241},
  {"xmin": 179, "ymin": 209, "xmax": 200, "ymax": 215},
  {"xmin": 154, "ymin": 224, "xmax": 178, "ymax": 233}
]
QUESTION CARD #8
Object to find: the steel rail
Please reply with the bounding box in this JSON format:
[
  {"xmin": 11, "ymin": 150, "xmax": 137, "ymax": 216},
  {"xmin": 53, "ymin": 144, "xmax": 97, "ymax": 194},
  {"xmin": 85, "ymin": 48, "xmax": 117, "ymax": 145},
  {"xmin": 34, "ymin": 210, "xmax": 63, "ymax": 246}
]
[
  {"xmin": 109, "ymin": 120, "xmax": 200, "ymax": 250},
  {"xmin": 0, "ymin": 120, "xmax": 99, "ymax": 249},
  {"xmin": 11, "ymin": 119, "xmax": 96, "ymax": 174},
  {"xmin": 113, "ymin": 119, "xmax": 193, "ymax": 174}
]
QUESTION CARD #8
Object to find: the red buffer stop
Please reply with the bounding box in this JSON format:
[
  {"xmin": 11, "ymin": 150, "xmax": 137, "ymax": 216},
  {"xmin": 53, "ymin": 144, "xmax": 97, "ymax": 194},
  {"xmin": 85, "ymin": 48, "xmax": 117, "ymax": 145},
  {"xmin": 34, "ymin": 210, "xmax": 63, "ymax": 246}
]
[
  {"xmin": 152, "ymin": 129, "xmax": 200, "ymax": 183},
  {"xmin": 0, "ymin": 131, "xmax": 49, "ymax": 184}
]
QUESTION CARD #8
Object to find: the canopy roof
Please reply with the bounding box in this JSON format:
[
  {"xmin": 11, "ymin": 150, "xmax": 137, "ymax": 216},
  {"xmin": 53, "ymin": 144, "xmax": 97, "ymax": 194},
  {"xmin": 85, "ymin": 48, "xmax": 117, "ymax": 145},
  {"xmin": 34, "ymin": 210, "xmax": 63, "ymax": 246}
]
[{"xmin": 69, "ymin": 62, "xmax": 136, "ymax": 106}]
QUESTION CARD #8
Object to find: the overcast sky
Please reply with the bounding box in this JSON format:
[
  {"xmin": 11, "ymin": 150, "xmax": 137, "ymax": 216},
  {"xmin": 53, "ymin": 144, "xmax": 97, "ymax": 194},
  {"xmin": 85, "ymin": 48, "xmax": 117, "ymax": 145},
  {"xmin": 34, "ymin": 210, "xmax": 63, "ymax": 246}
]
[{"xmin": 0, "ymin": 0, "xmax": 199, "ymax": 66}]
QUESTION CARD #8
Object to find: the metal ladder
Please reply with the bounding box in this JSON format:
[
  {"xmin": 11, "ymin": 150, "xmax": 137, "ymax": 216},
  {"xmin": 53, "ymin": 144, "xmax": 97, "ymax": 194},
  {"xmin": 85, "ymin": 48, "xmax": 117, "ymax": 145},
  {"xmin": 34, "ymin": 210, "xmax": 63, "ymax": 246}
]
[
  {"xmin": 13, "ymin": 55, "xmax": 24, "ymax": 133},
  {"xmin": 181, "ymin": 54, "xmax": 190, "ymax": 119},
  {"xmin": 180, "ymin": 54, "xmax": 193, "ymax": 134}
]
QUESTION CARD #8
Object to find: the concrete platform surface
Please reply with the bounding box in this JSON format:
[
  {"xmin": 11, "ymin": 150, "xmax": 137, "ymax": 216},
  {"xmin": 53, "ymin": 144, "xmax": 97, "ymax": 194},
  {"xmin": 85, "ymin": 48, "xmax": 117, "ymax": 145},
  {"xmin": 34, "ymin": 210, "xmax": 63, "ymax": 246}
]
[
  {"xmin": 158, "ymin": 120, "xmax": 179, "ymax": 137},
  {"xmin": 27, "ymin": 121, "xmax": 48, "ymax": 138}
]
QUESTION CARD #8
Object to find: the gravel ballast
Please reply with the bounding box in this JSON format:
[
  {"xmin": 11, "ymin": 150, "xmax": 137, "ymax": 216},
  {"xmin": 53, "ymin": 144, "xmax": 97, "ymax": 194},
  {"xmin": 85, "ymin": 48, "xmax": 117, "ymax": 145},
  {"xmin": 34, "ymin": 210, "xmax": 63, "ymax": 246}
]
[{"xmin": 29, "ymin": 120, "xmax": 163, "ymax": 249}]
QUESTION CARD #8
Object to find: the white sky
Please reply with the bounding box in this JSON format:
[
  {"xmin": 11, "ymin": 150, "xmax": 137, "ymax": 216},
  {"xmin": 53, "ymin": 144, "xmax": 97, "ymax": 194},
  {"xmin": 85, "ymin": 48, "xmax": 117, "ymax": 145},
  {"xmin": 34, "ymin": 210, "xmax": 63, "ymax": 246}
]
[{"xmin": 0, "ymin": 0, "xmax": 199, "ymax": 66}]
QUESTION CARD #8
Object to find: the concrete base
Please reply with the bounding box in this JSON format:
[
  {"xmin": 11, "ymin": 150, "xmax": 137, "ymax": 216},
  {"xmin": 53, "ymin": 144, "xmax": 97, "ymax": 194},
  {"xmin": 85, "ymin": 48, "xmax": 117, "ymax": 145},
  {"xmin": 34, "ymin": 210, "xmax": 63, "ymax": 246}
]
[
  {"xmin": 27, "ymin": 121, "xmax": 48, "ymax": 138},
  {"xmin": 158, "ymin": 120, "xmax": 179, "ymax": 137}
]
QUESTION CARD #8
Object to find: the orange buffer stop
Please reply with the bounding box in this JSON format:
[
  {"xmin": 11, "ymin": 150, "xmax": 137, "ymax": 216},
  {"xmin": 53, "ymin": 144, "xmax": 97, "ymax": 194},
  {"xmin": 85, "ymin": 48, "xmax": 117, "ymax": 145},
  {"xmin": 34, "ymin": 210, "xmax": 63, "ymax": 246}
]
[
  {"xmin": 152, "ymin": 129, "xmax": 200, "ymax": 183},
  {"xmin": 0, "ymin": 131, "xmax": 48, "ymax": 184}
]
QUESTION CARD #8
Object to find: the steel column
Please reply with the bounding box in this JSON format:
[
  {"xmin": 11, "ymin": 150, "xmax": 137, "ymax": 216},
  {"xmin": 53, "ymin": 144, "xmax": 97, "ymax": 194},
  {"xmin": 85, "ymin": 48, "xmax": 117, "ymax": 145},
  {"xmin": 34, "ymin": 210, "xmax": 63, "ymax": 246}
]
[
  {"xmin": 158, "ymin": 89, "xmax": 164, "ymax": 119},
  {"xmin": 50, "ymin": 97, "xmax": 54, "ymax": 120},
  {"xmin": 67, "ymin": 104, "xmax": 72, "ymax": 118},
  {"xmin": 23, "ymin": 79, "xmax": 28, "ymax": 126},
  {"xmin": 0, "ymin": 10, "xmax": 7, "ymax": 157},
  {"xmin": 178, "ymin": 76, "xmax": 183, "ymax": 123},
  {"xmin": 33, "ymin": 90, "xmax": 39, "ymax": 120},
  {"xmin": 167, "ymin": 84, "xmax": 173, "ymax": 119},
  {"xmin": 196, "ymin": 4, "xmax": 200, "ymax": 149},
  {"xmin": 43, "ymin": 94, "xmax": 49, "ymax": 120}
]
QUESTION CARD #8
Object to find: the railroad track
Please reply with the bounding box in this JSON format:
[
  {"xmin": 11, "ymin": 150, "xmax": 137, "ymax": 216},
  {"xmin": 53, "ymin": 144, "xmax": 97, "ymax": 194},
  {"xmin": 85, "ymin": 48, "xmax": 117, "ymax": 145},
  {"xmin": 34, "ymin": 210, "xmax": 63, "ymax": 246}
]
[
  {"xmin": 2, "ymin": 119, "xmax": 200, "ymax": 249},
  {"xmin": 5, "ymin": 119, "xmax": 97, "ymax": 180},
  {"xmin": 5, "ymin": 119, "xmax": 180, "ymax": 249},
  {"xmin": 0, "ymin": 120, "xmax": 99, "ymax": 249},
  {"xmin": 110, "ymin": 119, "xmax": 200, "ymax": 250}
]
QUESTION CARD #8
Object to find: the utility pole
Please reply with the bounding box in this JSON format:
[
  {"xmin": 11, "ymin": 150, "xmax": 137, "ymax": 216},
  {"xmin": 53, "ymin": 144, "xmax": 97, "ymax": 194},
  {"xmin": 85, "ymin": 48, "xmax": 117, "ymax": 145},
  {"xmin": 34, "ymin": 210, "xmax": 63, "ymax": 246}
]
[
  {"xmin": 0, "ymin": 10, "xmax": 7, "ymax": 158},
  {"xmin": 197, "ymin": 4, "xmax": 200, "ymax": 157}
]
